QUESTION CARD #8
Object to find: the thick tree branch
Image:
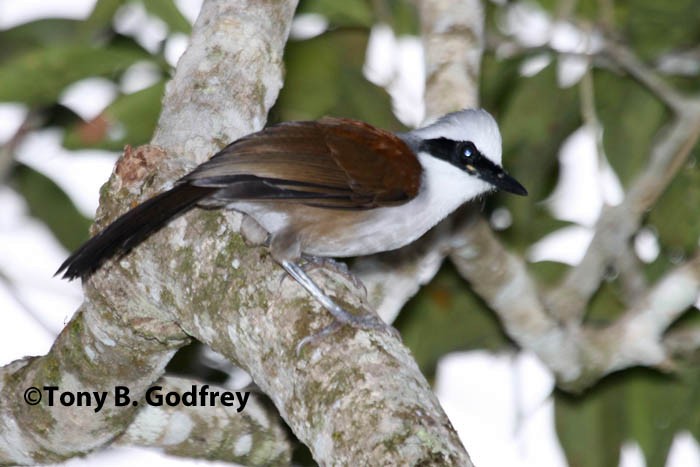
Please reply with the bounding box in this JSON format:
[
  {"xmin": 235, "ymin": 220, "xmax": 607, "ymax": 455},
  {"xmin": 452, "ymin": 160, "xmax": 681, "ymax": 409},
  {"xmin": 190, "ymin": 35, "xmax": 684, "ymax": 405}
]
[
  {"xmin": 1, "ymin": 0, "xmax": 472, "ymax": 464},
  {"xmin": 117, "ymin": 376, "xmax": 291, "ymax": 464},
  {"xmin": 0, "ymin": 302, "xmax": 186, "ymax": 464}
]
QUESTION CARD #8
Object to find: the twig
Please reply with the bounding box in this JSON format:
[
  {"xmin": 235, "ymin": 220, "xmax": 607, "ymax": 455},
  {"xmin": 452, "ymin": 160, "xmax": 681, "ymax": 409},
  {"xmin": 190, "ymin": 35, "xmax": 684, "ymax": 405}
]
[
  {"xmin": 449, "ymin": 214, "xmax": 700, "ymax": 390},
  {"xmin": 603, "ymin": 40, "xmax": 686, "ymax": 112},
  {"xmin": 547, "ymin": 105, "xmax": 700, "ymax": 323}
]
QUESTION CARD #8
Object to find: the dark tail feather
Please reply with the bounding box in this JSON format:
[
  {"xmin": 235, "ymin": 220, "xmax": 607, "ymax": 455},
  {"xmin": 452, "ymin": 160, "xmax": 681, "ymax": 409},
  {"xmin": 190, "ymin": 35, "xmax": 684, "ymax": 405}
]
[{"xmin": 56, "ymin": 184, "xmax": 215, "ymax": 280}]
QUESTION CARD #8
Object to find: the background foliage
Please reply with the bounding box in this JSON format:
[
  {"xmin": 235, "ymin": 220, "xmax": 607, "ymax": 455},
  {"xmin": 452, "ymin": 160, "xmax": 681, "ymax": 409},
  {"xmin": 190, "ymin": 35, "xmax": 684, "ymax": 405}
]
[{"xmin": 1, "ymin": 0, "xmax": 699, "ymax": 465}]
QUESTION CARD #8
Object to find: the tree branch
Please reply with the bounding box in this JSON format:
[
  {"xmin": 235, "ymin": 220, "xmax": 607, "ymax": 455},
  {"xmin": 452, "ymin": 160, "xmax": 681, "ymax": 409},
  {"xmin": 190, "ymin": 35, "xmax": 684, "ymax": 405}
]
[
  {"xmin": 1, "ymin": 0, "xmax": 472, "ymax": 464},
  {"xmin": 449, "ymin": 215, "xmax": 700, "ymax": 391},
  {"xmin": 117, "ymin": 376, "xmax": 291, "ymax": 464}
]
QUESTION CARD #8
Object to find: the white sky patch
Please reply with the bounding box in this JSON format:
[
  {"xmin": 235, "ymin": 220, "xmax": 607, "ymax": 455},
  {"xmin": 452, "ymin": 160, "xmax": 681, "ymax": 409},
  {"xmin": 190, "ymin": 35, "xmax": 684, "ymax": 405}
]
[
  {"xmin": 290, "ymin": 13, "xmax": 328, "ymax": 40},
  {"xmin": 619, "ymin": 441, "xmax": 646, "ymax": 467},
  {"xmin": 435, "ymin": 351, "xmax": 566, "ymax": 467},
  {"xmin": 556, "ymin": 54, "xmax": 589, "ymax": 88},
  {"xmin": 165, "ymin": 33, "xmax": 189, "ymax": 67},
  {"xmin": 113, "ymin": 2, "xmax": 168, "ymax": 54},
  {"xmin": 0, "ymin": 0, "xmax": 96, "ymax": 29},
  {"xmin": 530, "ymin": 125, "xmax": 623, "ymax": 265},
  {"xmin": 498, "ymin": 2, "xmax": 550, "ymax": 48},
  {"xmin": 0, "ymin": 188, "xmax": 80, "ymax": 363},
  {"xmin": 528, "ymin": 225, "xmax": 594, "ymax": 265},
  {"xmin": 120, "ymin": 61, "xmax": 162, "ymax": 94},
  {"xmin": 364, "ymin": 24, "xmax": 396, "ymax": 85},
  {"xmin": 634, "ymin": 227, "xmax": 660, "ymax": 263},
  {"xmin": 14, "ymin": 129, "xmax": 118, "ymax": 217},
  {"xmin": 51, "ymin": 445, "xmax": 237, "ymax": 467},
  {"xmin": 667, "ymin": 432, "xmax": 700, "ymax": 467},
  {"xmin": 364, "ymin": 24, "xmax": 425, "ymax": 127},
  {"xmin": 546, "ymin": 125, "xmax": 623, "ymax": 227},
  {"xmin": 174, "ymin": 0, "xmax": 203, "ymax": 25},
  {"xmin": 657, "ymin": 52, "xmax": 700, "ymax": 76},
  {"xmin": 0, "ymin": 103, "xmax": 27, "ymax": 144},
  {"xmin": 490, "ymin": 206, "xmax": 513, "ymax": 230},
  {"xmin": 519, "ymin": 53, "xmax": 552, "ymax": 77},
  {"xmin": 499, "ymin": 3, "xmax": 602, "ymax": 86},
  {"xmin": 59, "ymin": 77, "xmax": 118, "ymax": 121}
]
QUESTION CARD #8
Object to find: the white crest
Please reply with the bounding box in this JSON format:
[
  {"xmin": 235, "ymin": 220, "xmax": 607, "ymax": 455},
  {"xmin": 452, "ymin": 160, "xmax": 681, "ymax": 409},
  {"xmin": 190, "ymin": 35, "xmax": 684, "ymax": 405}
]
[{"xmin": 412, "ymin": 109, "xmax": 503, "ymax": 165}]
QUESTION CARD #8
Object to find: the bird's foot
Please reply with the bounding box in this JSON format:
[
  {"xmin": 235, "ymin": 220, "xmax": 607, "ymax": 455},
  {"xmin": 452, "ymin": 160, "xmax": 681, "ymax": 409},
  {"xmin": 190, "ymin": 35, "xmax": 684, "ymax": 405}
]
[
  {"xmin": 280, "ymin": 259, "xmax": 399, "ymax": 355},
  {"xmin": 296, "ymin": 309, "xmax": 399, "ymax": 356},
  {"xmin": 300, "ymin": 255, "xmax": 365, "ymax": 291}
]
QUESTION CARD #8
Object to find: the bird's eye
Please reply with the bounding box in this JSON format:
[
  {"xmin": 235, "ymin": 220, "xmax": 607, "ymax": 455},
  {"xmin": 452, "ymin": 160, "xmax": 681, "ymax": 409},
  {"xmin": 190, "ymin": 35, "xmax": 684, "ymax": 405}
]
[{"xmin": 461, "ymin": 142, "xmax": 477, "ymax": 160}]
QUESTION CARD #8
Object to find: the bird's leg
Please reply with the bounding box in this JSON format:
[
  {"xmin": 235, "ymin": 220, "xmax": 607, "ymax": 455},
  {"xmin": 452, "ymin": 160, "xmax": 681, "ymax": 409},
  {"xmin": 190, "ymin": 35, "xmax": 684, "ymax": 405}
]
[
  {"xmin": 280, "ymin": 260, "xmax": 396, "ymax": 353},
  {"xmin": 299, "ymin": 255, "xmax": 365, "ymax": 290}
]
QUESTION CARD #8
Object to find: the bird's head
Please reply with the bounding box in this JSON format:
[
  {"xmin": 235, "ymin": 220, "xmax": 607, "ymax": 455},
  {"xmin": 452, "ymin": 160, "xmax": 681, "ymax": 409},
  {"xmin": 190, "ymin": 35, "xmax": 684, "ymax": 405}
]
[{"xmin": 411, "ymin": 109, "xmax": 528, "ymax": 196}]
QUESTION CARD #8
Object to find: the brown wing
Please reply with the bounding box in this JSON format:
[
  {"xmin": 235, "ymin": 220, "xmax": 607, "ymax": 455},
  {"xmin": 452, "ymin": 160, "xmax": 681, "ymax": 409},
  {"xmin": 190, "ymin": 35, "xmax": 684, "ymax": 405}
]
[{"xmin": 181, "ymin": 118, "xmax": 422, "ymax": 209}]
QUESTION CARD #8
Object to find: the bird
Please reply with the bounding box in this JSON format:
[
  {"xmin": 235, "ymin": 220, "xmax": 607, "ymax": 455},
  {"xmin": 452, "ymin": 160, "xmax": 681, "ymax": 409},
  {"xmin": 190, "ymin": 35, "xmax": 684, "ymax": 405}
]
[{"xmin": 56, "ymin": 109, "xmax": 527, "ymax": 338}]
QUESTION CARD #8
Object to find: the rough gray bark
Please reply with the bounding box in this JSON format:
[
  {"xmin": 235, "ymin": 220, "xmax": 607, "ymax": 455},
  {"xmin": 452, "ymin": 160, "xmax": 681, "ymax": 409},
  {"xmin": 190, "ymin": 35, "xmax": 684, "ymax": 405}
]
[{"xmin": 0, "ymin": 0, "xmax": 472, "ymax": 465}]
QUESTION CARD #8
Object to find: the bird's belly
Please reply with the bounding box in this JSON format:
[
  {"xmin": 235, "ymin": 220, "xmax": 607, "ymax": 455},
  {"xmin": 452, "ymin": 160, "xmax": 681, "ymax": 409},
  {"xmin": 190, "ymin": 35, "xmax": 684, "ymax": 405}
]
[
  {"xmin": 230, "ymin": 192, "xmax": 444, "ymax": 258},
  {"xmin": 299, "ymin": 206, "xmax": 428, "ymax": 257}
]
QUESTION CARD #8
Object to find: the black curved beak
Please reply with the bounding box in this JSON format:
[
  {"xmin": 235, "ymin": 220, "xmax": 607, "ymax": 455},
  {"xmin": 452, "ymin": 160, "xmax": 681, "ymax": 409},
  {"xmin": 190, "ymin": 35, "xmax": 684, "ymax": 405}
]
[
  {"xmin": 469, "ymin": 159, "xmax": 528, "ymax": 196},
  {"xmin": 480, "ymin": 166, "xmax": 528, "ymax": 196}
]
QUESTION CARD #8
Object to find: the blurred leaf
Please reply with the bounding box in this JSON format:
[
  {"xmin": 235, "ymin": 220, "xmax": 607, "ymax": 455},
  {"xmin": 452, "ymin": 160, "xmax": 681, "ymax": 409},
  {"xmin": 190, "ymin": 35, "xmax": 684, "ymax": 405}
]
[
  {"xmin": 298, "ymin": 0, "xmax": 374, "ymax": 27},
  {"xmin": 375, "ymin": 0, "xmax": 419, "ymax": 36},
  {"xmin": 396, "ymin": 263, "xmax": 509, "ymax": 378},
  {"xmin": 617, "ymin": 0, "xmax": 700, "ymax": 60},
  {"xmin": 595, "ymin": 70, "xmax": 667, "ymax": 188},
  {"xmin": 272, "ymin": 30, "xmax": 400, "ymax": 130},
  {"xmin": 143, "ymin": 0, "xmax": 191, "ymax": 33},
  {"xmin": 0, "ymin": 44, "xmax": 149, "ymax": 105},
  {"xmin": 487, "ymin": 64, "xmax": 579, "ymax": 250},
  {"xmin": 557, "ymin": 367, "xmax": 700, "ymax": 467},
  {"xmin": 0, "ymin": 19, "xmax": 82, "ymax": 61},
  {"xmin": 64, "ymin": 80, "xmax": 165, "ymax": 150},
  {"xmin": 527, "ymin": 259, "xmax": 573, "ymax": 287},
  {"xmin": 585, "ymin": 280, "xmax": 626, "ymax": 323},
  {"xmin": 624, "ymin": 368, "xmax": 700, "ymax": 467},
  {"xmin": 648, "ymin": 160, "xmax": 700, "ymax": 253},
  {"xmin": 11, "ymin": 164, "xmax": 91, "ymax": 250},
  {"xmin": 555, "ymin": 384, "xmax": 625, "ymax": 467},
  {"xmin": 79, "ymin": 0, "xmax": 125, "ymax": 39}
]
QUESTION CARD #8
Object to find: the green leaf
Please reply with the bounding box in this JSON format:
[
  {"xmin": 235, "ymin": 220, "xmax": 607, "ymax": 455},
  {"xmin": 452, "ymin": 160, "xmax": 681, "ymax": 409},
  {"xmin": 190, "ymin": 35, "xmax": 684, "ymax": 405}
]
[
  {"xmin": 272, "ymin": 30, "xmax": 400, "ymax": 130},
  {"xmin": 64, "ymin": 80, "xmax": 165, "ymax": 150},
  {"xmin": 79, "ymin": 0, "xmax": 126, "ymax": 39},
  {"xmin": 143, "ymin": 0, "xmax": 191, "ymax": 33},
  {"xmin": 0, "ymin": 19, "xmax": 82, "ymax": 62},
  {"xmin": 555, "ymin": 383, "xmax": 625, "ymax": 467},
  {"xmin": 396, "ymin": 263, "xmax": 509, "ymax": 378},
  {"xmin": 382, "ymin": 0, "xmax": 419, "ymax": 36},
  {"xmin": 617, "ymin": 0, "xmax": 700, "ymax": 60},
  {"xmin": 585, "ymin": 280, "xmax": 626, "ymax": 323},
  {"xmin": 298, "ymin": 0, "xmax": 374, "ymax": 28},
  {"xmin": 0, "ymin": 44, "xmax": 149, "ymax": 105},
  {"xmin": 556, "ymin": 367, "xmax": 700, "ymax": 467},
  {"xmin": 648, "ymin": 159, "xmax": 700, "ymax": 254},
  {"xmin": 11, "ymin": 164, "xmax": 91, "ymax": 250},
  {"xmin": 595, "ymin": 69, "xmax": 668, "ymax": 188}
]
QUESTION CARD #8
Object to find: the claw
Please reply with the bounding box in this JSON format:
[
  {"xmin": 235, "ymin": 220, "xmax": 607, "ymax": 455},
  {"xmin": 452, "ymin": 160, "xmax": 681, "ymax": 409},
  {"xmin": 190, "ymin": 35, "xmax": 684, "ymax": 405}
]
[{"xmin": 281, "ymin": 259, "xmax": 399, "ymax": 355}]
